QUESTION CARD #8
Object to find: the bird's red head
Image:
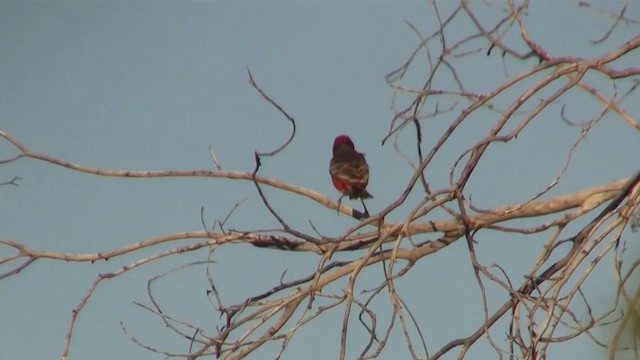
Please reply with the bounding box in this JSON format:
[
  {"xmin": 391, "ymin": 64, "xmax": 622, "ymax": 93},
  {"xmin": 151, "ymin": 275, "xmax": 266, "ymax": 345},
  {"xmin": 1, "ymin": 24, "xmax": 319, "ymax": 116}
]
[{"xmin": 333, "ymin": 134, "xmax": 355, "ymax": 152}]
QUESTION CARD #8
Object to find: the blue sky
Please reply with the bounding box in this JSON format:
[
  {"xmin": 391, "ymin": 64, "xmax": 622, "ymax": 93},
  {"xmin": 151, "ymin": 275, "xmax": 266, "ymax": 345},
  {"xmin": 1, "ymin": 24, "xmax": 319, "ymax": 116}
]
[{"xmin": 1, "ymin": 2, "xmax": 639, "ymax": 360}]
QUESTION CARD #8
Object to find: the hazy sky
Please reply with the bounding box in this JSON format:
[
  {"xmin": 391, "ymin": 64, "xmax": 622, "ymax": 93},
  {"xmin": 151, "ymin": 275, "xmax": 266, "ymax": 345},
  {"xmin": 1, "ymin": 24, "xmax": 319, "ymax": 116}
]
[{"xmin": 1, "ymin": 2, "xmax": 639, "ymax": 360}]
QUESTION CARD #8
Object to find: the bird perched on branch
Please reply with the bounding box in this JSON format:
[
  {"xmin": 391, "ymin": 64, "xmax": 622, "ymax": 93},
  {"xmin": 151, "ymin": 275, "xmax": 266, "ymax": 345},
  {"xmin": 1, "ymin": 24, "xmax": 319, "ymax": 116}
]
[{"xmin": 329, "ymin": 134, "xmax": 372, "ymax": 217}]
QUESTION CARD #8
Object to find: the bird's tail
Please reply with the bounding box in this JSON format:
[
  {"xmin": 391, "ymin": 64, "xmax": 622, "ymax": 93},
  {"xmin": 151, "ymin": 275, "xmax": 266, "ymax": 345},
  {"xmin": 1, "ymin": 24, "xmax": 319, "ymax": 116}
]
[{"xmin": 350, "ymin": 188, "xmax": 373, "ymax": 200}]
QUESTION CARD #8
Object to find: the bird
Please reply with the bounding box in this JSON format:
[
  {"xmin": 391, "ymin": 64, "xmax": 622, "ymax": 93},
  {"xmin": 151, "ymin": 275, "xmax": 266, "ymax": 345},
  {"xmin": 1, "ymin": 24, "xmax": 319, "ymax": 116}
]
[{"xmin": 329, "ymin": 134, "xmax": 373, "ymax": 217}]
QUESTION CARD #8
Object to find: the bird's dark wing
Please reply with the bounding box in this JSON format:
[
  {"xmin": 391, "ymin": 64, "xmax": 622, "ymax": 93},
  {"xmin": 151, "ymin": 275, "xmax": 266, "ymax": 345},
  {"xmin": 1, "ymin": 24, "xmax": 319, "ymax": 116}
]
[{"xmin": 329, "ymin": 155, "xmax": 369, "ymax": 186}]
